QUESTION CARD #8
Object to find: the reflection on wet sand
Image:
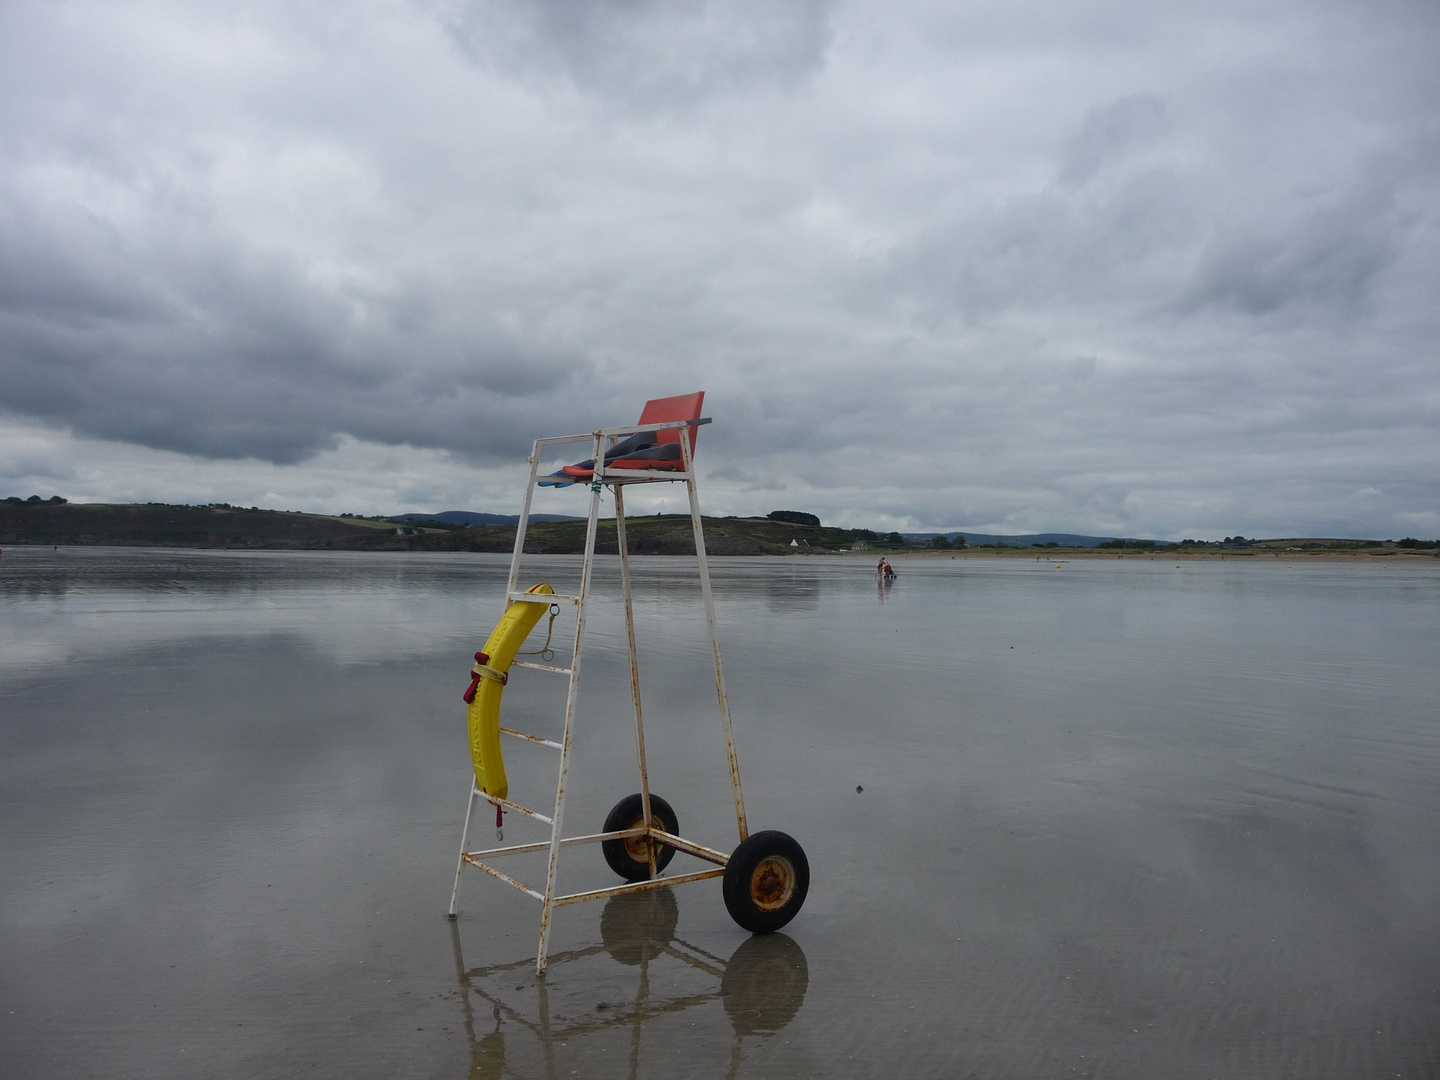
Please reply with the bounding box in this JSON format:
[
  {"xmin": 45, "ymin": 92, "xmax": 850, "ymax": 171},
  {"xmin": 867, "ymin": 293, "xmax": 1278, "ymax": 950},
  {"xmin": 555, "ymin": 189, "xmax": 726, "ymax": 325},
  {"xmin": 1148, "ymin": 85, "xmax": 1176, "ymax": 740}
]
[
  {"xmin": 763, "ymin": 569, "xmax": 821, "ymax": 614},
  {"xmin": 452, "ymin": 889, "xmax": 808, "ymax": 1079}
]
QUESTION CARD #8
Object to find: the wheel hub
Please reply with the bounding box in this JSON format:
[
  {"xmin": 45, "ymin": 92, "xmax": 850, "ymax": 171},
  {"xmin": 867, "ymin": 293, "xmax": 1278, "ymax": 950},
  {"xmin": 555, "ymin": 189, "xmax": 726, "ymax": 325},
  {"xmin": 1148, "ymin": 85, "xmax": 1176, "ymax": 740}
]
[
  {"xmin": 750, "ymin": 855, "xmax": 796, "ymax": 911},
  {"xmin": 622, "ymin": 819, "xmax": 651, "ymax": 863}
]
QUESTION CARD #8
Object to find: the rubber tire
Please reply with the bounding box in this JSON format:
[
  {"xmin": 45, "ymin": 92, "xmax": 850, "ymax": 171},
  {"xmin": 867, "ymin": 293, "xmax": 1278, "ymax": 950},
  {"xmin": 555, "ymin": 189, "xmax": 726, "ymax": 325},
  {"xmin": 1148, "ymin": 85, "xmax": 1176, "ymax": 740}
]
[
  {"xmin": 722, "ymin": 830, "xmax": 809, "ymax": 934},
  {"xmin": 601, "ymin": 793, "xmax": 679, "ymax": 882}
]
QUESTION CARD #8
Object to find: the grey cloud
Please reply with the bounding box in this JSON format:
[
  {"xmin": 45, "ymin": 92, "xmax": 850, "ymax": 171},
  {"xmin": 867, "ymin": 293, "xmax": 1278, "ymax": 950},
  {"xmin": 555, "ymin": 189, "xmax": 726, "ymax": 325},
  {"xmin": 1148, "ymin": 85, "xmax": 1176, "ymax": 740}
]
[
  {"xmin": 430, "ymin": 0, "xmax": 834, "ymax": 109},
  {"xmin": 0, "ymin": 0, "xmax": 1436, "ymax": 538},
  {"xmin": 880, "ymin": 168, "xmax": 1194, "ymax": 325},
  {"xmin": 1177, "ymin": 179, "xmax": 1408, "ymax": 319},
  {"xmin": 0, "ymin": 213, "xmax": 584, "ymax": 462},
  {"xmin": 1058, "ymin": 94, "xmax": 1168, "ymax": 188}
]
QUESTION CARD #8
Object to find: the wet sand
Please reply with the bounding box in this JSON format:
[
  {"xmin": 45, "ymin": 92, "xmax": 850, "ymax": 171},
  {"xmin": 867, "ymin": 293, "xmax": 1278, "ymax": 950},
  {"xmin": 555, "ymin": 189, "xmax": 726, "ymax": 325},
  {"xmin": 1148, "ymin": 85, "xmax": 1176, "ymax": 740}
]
[{"xmin": 2, "ymin": 548, "xmax": 1438, "ymax": 1078}]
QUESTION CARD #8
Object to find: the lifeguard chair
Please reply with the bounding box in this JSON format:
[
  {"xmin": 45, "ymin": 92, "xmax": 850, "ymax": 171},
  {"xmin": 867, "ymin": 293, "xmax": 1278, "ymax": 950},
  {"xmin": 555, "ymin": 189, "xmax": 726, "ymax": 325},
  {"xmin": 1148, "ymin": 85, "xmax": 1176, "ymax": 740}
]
[{"xmin": 447, "ymin": 393, "xmax": 809, "ymax": 975}]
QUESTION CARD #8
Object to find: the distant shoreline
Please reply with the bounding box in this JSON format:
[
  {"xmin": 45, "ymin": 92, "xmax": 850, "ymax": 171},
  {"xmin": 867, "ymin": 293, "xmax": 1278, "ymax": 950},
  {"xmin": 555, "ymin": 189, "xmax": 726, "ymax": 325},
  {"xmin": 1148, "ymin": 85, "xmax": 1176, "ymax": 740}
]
[
  {"xmin": 880, "ymin": 548, "xmax": 1440, "ymax": 563},
  {"xmin": 2, "ymin": 501, "xmax": 1435, "ymax": 561},
  {"xmin": 5, "ymin": 545, "xmax": 1437, "ymax": 566}
]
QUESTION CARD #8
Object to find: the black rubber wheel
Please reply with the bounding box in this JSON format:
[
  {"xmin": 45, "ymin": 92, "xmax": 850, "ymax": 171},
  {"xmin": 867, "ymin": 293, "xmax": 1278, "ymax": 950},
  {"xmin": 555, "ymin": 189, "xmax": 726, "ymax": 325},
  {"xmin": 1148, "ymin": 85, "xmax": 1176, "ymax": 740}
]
[
  {"xmin": 599, "ymin": 886, "xmax": 679, "ymax": 966},
  {"xmin": 721, "ymin": 932, "xmax": 810, "ymax": 1035},
  {"xmin": 600, "ymin": 793, "xmax": 679, "ymax": 882},
  {"xmin": 722, "ymin": 830, "xmax": 809, "ymax": 934}
]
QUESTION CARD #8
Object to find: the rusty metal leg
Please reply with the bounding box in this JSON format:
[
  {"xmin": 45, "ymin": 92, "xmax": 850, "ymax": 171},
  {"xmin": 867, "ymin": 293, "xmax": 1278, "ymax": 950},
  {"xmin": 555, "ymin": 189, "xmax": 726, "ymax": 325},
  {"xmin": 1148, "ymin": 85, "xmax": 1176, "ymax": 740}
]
[
  {"xmin": 680, "ymin": 436, "xmax": 748, "ymax": 841},
  {"xmin": 507, "ymin": 440, "xmax": 543, "ymax": 598},
  {"xmin": 448, "ymin": 782, "xmax": 479, "ymax": 917},
  {"xmin": 536, "ymin": 456, "xmax": 603, "ymax": 976},
  {"xmin": 613, "ymin": 487, "xmax": 657, "ymax": 878}
]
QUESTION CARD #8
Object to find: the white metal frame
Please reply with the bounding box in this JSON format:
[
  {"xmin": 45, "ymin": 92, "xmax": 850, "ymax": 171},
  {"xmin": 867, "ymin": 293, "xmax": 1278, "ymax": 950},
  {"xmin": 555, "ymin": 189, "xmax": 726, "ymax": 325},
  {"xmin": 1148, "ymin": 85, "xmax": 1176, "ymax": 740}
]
[{"xmin": 447, "ymin": 416, "xmax": 749, "ymax": 975}]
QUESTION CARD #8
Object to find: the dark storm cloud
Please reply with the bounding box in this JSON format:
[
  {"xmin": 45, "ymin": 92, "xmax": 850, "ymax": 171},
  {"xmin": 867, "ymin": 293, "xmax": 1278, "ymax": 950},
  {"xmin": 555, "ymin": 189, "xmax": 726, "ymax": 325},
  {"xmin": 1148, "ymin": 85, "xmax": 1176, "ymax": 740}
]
[
  {"xmin": 0, "ymin": 155, "xmax": 586, "ymax": 462},
  {"xmin": 0, "ymin": 236, "xmax": 578, "ymax": 462},
  {"xmin": 0, "ymin": 0, "xmax": 1437, "ymax": 536}
]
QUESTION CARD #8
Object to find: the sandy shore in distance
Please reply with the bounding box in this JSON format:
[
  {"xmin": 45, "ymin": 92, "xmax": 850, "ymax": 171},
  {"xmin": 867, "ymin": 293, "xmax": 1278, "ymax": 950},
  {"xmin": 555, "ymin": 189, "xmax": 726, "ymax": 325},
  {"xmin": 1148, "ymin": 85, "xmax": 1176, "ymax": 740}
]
[{"xmin": 858, "ymin": 548, "xmax": 1440, "ymax": 563}]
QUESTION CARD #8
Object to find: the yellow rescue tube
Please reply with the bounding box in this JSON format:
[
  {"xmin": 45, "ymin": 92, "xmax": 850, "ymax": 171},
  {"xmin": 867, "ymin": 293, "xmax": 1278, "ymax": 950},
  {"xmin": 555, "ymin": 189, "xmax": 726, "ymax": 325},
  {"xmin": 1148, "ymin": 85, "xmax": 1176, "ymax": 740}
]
[{"xmin": 465, "ymin": 583, "xmax": 554, "ymax": 801}]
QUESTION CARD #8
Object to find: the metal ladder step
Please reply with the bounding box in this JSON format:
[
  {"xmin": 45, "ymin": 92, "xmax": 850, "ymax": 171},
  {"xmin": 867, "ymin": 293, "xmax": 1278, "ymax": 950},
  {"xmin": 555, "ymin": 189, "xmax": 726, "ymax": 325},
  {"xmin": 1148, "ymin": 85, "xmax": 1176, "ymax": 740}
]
[
  {"xmin": 511, "ymin": 660, "xmax": 573, "ymax": 676},
  {"xmin": 499, "ymin": 726, "xmax": 563, "ymax": 750}
]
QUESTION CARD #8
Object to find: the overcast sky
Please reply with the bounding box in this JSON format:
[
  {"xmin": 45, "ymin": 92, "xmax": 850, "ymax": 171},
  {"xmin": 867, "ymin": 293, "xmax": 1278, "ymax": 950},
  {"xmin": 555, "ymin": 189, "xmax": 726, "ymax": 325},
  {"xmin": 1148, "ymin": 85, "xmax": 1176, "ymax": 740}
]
[{"xmin": 2, "ymin": 0, "xmax": 1437, "ymax": 539}]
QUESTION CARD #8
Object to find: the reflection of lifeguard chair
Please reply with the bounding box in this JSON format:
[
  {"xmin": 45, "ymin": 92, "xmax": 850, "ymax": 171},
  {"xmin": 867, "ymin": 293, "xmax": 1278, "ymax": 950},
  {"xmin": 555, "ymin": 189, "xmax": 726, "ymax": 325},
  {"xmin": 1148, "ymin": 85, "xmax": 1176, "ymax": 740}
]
[
  {"xmin": 447, "ymin": 393, "xmax": 809, "ymax": 975},
  {"xmin": 451, "ymin": 889, "xmax": 809, "ymax": 1080}
]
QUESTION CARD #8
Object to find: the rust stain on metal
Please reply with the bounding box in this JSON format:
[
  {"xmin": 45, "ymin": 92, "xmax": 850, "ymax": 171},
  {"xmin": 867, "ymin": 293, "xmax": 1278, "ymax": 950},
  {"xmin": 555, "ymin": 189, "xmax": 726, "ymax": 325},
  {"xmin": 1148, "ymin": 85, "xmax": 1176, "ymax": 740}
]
[
  {"xmin": 464, "ymin": 826, "xmax": 647, "ymax": 863},
  {"xmin": 614, "ymin": 486, "xmax": 660, "ymax": 880},
  {"xmin": 551, "ymin": 868, "xmax": 727, "ymax": 907},
  {"xmin": 478, "ymin": 792, "xmax": 553, "ymax": 825},
  {"xmin": 463, "ymin": 855, "xmax": 544, "ymax": 901},
  {"xmin": 749, "ymin": 855, "xmax": 797, "ymax": 911},
  {"xmin": 647, "ymin": 828, "xmax": 729, "ymax": 866},
  {"xmin": 498, "ymin": 725, "xmax": 564, "ymax": 750},
  {"xmin": 681, "ymin": 440, "xmax": 749, "ymax": 842}
]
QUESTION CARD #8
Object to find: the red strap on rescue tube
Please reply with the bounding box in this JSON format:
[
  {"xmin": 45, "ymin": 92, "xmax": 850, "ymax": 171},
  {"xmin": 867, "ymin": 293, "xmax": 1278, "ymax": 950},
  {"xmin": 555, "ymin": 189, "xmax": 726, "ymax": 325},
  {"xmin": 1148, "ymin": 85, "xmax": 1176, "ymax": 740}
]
[{"xmin": 462, "ymin": 651, "xmax": 490, "ymax": 704}]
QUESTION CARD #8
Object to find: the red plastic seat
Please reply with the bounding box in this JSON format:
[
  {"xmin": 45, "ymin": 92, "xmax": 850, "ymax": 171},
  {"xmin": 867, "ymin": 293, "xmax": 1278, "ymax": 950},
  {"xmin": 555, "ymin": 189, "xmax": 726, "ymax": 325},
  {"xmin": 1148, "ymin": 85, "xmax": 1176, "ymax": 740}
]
[
  {"xmin": 609, "ymin": 391, "xmax": 705, "ymax": 470},
  {"xmin": 636, "ymin": 391, "xmax": 704, "ymax": 453},
  {"xmin": 557, "ymin": 392, "xmax": 705, "ymax": 479}
]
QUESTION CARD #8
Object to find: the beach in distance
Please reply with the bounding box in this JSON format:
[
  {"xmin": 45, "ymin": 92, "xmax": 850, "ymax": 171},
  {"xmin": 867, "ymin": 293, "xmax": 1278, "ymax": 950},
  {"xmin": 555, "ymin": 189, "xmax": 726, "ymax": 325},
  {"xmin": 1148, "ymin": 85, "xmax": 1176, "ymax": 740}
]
[
  {"xmin": 897, "ymin": 546, "xmax": 1440, "ymax": 562},
  {"xmin": 2, "ymin": 548, "xmax": 1437, "ymax": 1079}
]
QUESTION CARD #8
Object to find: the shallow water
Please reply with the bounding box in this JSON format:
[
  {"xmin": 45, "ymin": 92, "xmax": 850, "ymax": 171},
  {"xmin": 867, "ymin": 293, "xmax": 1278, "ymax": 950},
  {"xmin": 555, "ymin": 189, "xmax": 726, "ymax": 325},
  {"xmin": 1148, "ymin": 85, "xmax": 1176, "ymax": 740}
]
[{"xmin": 2, "ymin": 547, "xmax": 1438, "ymax": 1078}]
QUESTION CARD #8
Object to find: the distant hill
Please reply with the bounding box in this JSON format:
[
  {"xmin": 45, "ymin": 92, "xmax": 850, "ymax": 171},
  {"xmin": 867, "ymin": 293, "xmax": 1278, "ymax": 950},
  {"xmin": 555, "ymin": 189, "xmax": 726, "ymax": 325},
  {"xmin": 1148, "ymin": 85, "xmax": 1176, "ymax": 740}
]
[
  {"xmin": 907, "ymin": 531, "xmax": 1145, "ymax": 548},
  {"xmin": 0, "ymin": 501, "xmax": 860, "ymax": 554},
  {"xmin": 5, "ymin": 502, "xmax": 1419, "ymax": 556},
  {"xmin": 399, "ymin": 516, "xmax": 1134, "ymax": 545},
  {"xmin": 0, "ymin": 501, "xmax": 396, "ymax": 549},
  {"xmin": 390, "ymin": 511, "xmax": 581, "ymax": 527}
]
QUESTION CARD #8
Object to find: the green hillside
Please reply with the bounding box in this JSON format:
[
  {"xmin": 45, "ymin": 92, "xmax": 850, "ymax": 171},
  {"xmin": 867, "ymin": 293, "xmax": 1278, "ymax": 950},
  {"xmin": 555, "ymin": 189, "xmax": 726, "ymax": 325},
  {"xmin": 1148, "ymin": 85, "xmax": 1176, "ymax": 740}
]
[
  {"xmin": 0, "ymin": 501, "xmax": 874, "ymax": 555},
  {"xmin": 0, "ymin": 501, "xmax": 395, "ymax": 549}
]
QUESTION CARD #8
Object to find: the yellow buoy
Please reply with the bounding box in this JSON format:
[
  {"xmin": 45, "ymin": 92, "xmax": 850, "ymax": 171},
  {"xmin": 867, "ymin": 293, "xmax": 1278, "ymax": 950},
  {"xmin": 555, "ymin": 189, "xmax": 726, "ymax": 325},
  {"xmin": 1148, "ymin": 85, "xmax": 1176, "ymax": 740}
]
[{"xmin": 465, "ymin": 583, "xmax": 554, "ymax": 800}]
